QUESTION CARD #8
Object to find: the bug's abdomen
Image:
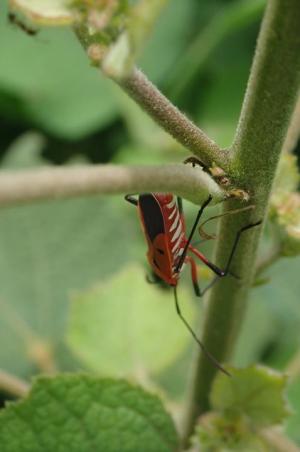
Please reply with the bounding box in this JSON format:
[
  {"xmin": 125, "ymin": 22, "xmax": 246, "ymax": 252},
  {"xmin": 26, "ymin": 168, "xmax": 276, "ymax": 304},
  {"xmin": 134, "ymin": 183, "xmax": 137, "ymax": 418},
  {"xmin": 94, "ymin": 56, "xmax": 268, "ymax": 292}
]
[
  {"xmin": 158, "ymin": 195, "xmax": 186, "ymax": 270},
  {"xmin": 138, "ymin": 193, "xmax": 186, "ymax": 285}
]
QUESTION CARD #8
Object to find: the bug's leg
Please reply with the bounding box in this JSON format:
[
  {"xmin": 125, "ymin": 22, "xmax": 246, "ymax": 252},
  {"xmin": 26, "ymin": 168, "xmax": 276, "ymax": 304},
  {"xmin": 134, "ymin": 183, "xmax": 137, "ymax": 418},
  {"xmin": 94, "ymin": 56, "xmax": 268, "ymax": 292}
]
[
  {"xmin": 188, "ymin": 220, "xmax": 262, "ymax": 277},
  {"xmin": 188, "ymin": 245, "xmax": 226, "ymax": 276},
  {"xmin": 125, "ymin": 194, "xmax": 138, "ymax": 206},
  {"xmin": 175, "ymin": 195, "xmax": 213, "ymax": 273},
  {"xmin": 173, "ymin": 286, "xmax": 230, "ymax": 376},
  {"xmin": 186, "ymin": 256, "xmax": 219, "ymax": 297},
  {"xmin": 186, "ymin": 256, "xmax": 201, "ymax": 296}
]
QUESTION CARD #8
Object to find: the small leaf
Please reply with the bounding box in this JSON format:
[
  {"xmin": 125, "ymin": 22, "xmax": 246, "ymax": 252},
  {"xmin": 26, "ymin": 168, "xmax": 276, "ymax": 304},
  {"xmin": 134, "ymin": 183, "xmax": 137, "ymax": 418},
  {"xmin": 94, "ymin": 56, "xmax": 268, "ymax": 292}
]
[
  {"xmin": 194, "ymin": 413, "xmax": 269, "ymax": 452},
  {"xmin": 66, "ymin": 265, "xmax": 195, "ymax": 376},
  {"xmin": 0, "ymin": 375, "xmax": 179, "ymax": 452},
  {"xmin": 210, "ymin": 365, "xmax": 290, "ymax": 428},
  {"xmin": 9, "ymin": 0, "xmax": 74, "ymax": 25}
]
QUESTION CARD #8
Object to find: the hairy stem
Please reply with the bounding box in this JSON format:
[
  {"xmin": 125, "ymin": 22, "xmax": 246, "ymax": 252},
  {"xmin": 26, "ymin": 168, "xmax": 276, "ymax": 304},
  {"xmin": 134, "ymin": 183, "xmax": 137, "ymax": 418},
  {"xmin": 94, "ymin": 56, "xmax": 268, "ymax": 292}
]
[
  {"xmin": 0, "ymin": 164, "xmax": 224, "ymax": 207},
  {"xmin": 183, "ymin": 0, "xmax": 300, "ymax": 443},
  {"xmin": 117, "ymin": 68, "xmax": 229, "ymax": 170}
]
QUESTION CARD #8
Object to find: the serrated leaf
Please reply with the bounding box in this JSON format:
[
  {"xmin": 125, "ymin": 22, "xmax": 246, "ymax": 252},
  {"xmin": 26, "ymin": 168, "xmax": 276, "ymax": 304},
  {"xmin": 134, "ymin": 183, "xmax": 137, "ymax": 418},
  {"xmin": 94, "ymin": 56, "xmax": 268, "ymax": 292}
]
[
  {"xmin": 9, "ymin": 0, "xmax": 74, "ymax": 25},
  {"xmin": 0, "ymin": 375, "xmax": 179, "ymax": 452},
  {"xmin": 67, "ymin": 265, "xmax": 195, "ymax": 376},
  {"xmin": 210, "ymin": 366, "xmax": 290, "ymax": 428}
]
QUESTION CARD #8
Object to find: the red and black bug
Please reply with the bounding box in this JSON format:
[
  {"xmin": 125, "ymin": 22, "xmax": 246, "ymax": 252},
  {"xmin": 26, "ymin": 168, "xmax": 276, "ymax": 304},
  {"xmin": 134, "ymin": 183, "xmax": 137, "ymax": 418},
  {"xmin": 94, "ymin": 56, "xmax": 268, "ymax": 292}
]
[{"xmin": 125, "ymin": 192, "xmax": 261, "ymax": 375}]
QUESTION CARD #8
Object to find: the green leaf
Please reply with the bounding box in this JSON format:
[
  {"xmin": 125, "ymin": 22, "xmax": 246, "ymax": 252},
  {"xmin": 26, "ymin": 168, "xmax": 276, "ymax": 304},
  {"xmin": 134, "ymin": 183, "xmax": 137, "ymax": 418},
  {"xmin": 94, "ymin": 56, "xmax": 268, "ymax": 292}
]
[
  {"xmin": 67, "ymin": 265, "xmax": 195, "ymax": 376},
  {"xmin": 210, "ymin": 365, "xmax": 290, "ymax": 428},
  {"xmin": 0, "ymin": 375, "xmax": 179, "ymax": 452}
]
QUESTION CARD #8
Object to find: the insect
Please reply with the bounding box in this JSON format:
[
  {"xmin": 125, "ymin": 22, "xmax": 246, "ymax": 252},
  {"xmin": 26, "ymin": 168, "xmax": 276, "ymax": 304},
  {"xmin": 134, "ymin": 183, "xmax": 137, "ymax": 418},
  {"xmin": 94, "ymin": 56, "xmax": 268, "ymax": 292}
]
[
  {"xmin": 125, "ymin": 192, "xmax": 261, "ymax": 375},
  {"xmin": 8, "ymin": 12, "xmax": 38, "ymax": 36}
]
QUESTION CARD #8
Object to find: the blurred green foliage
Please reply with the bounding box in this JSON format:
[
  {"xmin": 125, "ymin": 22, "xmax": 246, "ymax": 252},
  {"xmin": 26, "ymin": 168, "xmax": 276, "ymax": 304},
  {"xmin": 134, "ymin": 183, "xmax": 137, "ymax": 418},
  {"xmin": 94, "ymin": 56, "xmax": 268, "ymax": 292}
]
[
  {"xmin": 67, "ymin": 264, "xmax": 195, "ymax": 377},
  {"xmin": 1, "ymin": 0, "xmax": 300, "ymax": 447}
]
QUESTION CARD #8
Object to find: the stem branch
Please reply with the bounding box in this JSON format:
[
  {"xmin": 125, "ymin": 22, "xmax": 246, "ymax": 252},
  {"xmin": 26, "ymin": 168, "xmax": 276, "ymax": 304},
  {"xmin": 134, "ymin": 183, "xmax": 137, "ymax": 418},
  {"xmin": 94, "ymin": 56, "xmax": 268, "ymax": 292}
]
[
  {"xmin": 117, "ymin": 68, "xmax": 229, "ymax": 170},
  {"xmin": 0, "ymin": 164, "xmax": 224, "ymax": 207},
  {"xmin": 183, "ymin": 0, "xmax": 300, "ymax": 443}
]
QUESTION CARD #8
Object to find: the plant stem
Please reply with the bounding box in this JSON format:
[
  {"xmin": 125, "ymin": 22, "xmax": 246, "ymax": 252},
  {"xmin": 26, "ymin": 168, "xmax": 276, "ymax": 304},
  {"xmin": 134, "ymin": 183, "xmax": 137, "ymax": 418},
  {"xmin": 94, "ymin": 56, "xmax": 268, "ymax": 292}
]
[
  {"xmin": 0, "ymin": 369, "xmax": 29, "ymax": 398},
  {"xmin": 182, "ymin": 0, "xmax": 300, "ymax": 444},
  {"xmin": 117, "ymin": 68, "xmax": 229, "ymax": 170},
  {"xmin": 261, "ymin": 428, "xmax": 300, "ymax": 452},
  {"xmin": 0, "ymin": 164, "xmax": 224, "ymax": 207}
]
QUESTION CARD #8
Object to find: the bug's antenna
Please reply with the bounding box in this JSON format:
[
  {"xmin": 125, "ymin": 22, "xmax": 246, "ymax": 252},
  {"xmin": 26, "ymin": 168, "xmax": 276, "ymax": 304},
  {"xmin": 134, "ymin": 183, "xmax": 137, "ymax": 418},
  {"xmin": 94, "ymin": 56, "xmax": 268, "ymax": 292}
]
[{"xmin": 173, "ymin": 287, "xmax": 231, "ymax": 377}]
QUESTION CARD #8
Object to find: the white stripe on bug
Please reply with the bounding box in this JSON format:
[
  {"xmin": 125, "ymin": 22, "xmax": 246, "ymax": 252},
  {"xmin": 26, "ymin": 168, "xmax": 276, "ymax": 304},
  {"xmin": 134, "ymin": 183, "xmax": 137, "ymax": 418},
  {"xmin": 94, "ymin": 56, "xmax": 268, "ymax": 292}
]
[
  {"xmin": 171, "ymin": 222, "xmax": 182, "ymax": 242},
  {"xmin": 168, "ymin": 207, "xmax": 177, "ymax": 220},
  {"xmin": 166, "ymin": 198, "xmax": 176, "ymax": 209},
  {"xmin": 171, "ymin": 232, "xmax": 184, "ymax": 253},
  {"xmin": 173, "ymin": 262, "xmax": 186, "ymax": 274},
  {"xmin": 174, "ymin": 247, "xmax": 184, "ymax": 259},
  {"xmin": 170, "ymin": 211, "xmax": 180, "ymax": 232}
]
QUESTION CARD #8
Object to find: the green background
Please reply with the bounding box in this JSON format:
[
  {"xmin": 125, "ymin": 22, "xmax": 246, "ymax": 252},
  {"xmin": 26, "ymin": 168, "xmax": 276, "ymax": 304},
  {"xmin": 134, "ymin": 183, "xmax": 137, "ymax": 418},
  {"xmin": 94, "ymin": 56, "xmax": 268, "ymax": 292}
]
[{"xmin": 0, "ymin": 0, "xmax": 300, "ymax": 445}]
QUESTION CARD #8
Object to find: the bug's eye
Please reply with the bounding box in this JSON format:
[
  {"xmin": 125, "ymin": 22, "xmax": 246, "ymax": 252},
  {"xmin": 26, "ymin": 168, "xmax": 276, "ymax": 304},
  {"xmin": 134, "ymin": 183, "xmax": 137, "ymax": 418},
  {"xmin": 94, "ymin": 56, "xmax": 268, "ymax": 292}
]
[{"xmin": 156, "ymin": 248, "xmax": 164, "ymax": 255}]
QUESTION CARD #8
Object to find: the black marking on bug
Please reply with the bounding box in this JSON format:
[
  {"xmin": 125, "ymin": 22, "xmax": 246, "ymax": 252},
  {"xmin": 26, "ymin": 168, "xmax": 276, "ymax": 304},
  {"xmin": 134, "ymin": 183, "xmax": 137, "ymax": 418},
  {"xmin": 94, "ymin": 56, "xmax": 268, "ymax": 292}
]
[{"xmin": 139, "ymin": 194, "xmax": 165, "ymax": 242}]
